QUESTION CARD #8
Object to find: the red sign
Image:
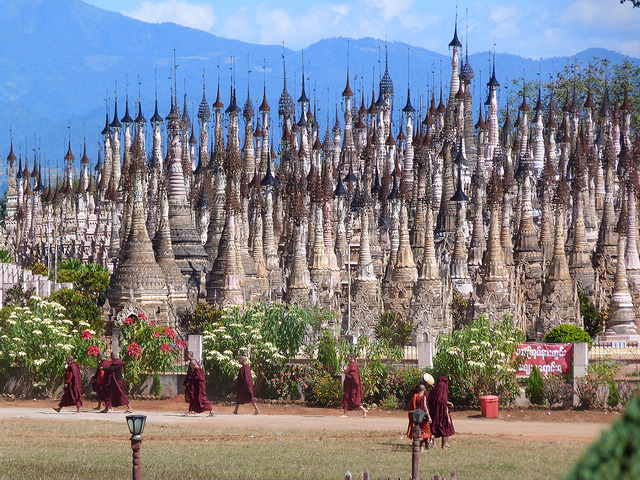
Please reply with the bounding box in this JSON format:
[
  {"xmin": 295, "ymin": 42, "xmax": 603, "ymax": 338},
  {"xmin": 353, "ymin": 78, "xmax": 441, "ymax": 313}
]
[{"xmin": 516, "ymin": 343, "xmax": 573, "ymax": 377}]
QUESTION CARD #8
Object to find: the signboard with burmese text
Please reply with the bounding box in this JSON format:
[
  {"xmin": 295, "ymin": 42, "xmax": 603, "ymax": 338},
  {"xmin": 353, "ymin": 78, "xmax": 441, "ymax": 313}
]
[{"xmin": 516, "ymin": 343, "xmax": 573, "ymax": 377}]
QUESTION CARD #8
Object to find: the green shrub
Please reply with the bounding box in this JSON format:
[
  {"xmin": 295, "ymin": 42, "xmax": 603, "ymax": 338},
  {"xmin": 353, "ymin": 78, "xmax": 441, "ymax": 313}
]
[
  {"xmin": 544, "ymin": 324, "xmax": 592, "ymax": 348},
  {"xmin": 151, "ymin": 372, "xmax": 162, "ymax": 397},
  {"xmin": 564, "ymin": 397, "xmax": 640, "ymax": 480},
  {"xmin": 607, "ymin": 379, "xmax": 620, "ymax": 408},
  {"xmin": 179, "ymin": 303, "xmax": 222, "ymax": 335},
  {"xmin": 317, "ymin": 331, "xmax": 339, "ymax": 375},
  {"xmin": 0, "ymin": 249, "xmax": 13, "ymax": 263},
  {"xmin": 525, "ymin": 365, "xmax": 545, "ymax": 405}
]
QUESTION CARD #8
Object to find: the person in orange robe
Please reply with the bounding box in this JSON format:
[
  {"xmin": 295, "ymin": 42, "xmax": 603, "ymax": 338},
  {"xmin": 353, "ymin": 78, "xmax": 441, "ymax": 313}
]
[
  {"xmin": 407, "ymin": 384, "xmax": 432, "ymax": 451},
  {"xmin": 54, "ymin": 355, "xmax": 82, "ymax": 414},
  {"xmin": 341, "ymin": 354, "xmax": 368, "ymax": 418}
]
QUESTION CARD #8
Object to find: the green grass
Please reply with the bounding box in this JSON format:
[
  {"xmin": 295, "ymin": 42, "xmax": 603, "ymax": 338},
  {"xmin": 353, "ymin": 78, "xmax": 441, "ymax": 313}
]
[{"xmin": 0, "ymin": 420, "xmax": 588, "ymax": 480}]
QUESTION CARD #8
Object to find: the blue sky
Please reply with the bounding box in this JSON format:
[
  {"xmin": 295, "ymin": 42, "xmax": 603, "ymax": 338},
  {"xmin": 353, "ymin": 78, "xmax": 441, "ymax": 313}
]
[{"xmin": 83, "ymin": 0, "xmax": 639, "ymax": 59}]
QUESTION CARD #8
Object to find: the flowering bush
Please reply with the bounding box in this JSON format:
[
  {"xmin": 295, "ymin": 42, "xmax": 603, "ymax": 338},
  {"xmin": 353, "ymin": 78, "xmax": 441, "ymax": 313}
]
[
  {"xmin": 118, "ymin": 314, "xmax": 186, "ymax": 389},
  {"xmin": 542, "ymin": 372, "xmax": 572, "ymax": 407},
  {"xmin": 618, "ymin": 382, "xmax": 638, "ymax": 405},
  {"xmin": 433, "ymin": 314, "xmax": 525, "ymax": 408},
  {"xmin": 0, "ymin": 296, "xmax": 103, "ymax": 396},
  {"xmin": 311, "ymin": 372, "xmax": 342, "ymax": 407},
  {"xmin": 575, "ymin": 374, "xmax": 605, "ymax": 409},
  {"xmin": 202, "ymin": 303, "xmax": 318, "ymax": 393}
]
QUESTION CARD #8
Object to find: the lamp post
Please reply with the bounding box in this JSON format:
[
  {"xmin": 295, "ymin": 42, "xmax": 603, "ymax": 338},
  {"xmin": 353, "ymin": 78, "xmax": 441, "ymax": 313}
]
[
  {"xmin": 126, "ymin": 414, "xmax": 147, "ymax": 480},
  {"xmin": 409, "ymin": 408, "xmax": 427, "ymax": 480}
]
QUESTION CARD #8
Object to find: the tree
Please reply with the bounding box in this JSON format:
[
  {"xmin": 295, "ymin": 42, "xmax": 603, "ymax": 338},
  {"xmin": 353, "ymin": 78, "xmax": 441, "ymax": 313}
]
[
  {"xmin": 620, "ymin": 0, "xmax": 639, "ymax": 6},
  {"xmin": 525, "ymin": 365, "xmax": 545, "ymax": 405},
  {"xmin": 374, "ymin": 311, "xmax": 414, "ymax": 348},
  {"xmin": 504, "ymin": 58, "xmax": 640, "ymax": 134}
]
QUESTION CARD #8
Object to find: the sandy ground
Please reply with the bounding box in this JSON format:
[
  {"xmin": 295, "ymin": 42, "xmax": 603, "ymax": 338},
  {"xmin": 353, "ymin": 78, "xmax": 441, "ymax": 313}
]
[{"xmin": 0, "ymin": 396, "xmax": 616, "ymax": 443}]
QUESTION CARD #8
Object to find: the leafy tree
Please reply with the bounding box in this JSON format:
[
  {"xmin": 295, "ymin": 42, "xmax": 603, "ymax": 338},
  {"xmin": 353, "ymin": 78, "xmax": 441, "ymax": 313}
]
[
  {"xmin": 0, "ymin": 249, "xmax": 13, "ymax": 263},
  {"xmin": 374, "ymin": 311, "xmax": 413, "ymax": 348},
  {"xmin": 317, "ymin": 330, "xmax": 339, "ymax": 375},
  {"xmin": 504, "ymin": 57, "xmax": 640, "ymax": 133},
  {"xmin": 49, "ymin": 288, "xmax": 103, "ymax": 333},
  {"xmin": 525, "ymin": 365, "xmax": 545, "ymax": 405},
  {"xmin": 564, "ymin": 397, "xmax": 640, "ymax": 480},
  {"xmin": 579, "ymin": 291, "xmax": 604, "ymax": 339},
  {"xmin": 2, "ymin": 283, "xmax": 35, "ymax": 307},
  {"xmin": 179, "ymin": 302, "xmax": 222, "ymax": 335},
  {"xmin": 620, "ymin": 0, "xmax": 639, "ymax": 6}
]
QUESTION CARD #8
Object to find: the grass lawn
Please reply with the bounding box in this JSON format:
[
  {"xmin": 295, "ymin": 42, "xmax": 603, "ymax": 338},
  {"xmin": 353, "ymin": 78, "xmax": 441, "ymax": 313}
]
[{"xmin": 0, "ymin": 419, "xmax": 587, "ymax": 480}]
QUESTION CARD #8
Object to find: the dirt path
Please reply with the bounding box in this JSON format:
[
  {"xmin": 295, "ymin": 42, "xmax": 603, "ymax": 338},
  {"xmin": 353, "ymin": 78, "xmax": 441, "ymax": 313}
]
[{"xmin": 0, "ymin": 398, "xmax": 614, "ymax": 443}]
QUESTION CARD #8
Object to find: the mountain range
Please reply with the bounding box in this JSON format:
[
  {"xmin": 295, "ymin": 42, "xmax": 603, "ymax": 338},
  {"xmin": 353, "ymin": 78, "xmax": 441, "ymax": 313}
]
[{"xmin": 0, "ymin": 0, "xmax": 637, "ymax": 189}]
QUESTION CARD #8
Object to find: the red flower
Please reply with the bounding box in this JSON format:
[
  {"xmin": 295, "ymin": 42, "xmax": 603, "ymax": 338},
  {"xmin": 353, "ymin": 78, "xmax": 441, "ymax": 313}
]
[
  {"xmin": 87, "ymin": 345, "xmax": 100, "ymax": 356},
  {"xmin": 124, "ymin": 316, "xmax": 135, "ymax": 325},
  {"xmin": 175, "ymin": 339, "xmax": 187, "ymax": 349},
  {"xmin": 163, "ymin": 328, "xmax": 177, "ymax": 339},
  {"xmin": 81, "ymin": 330, "xmax": 93, "ymax": 340},
  {"xmin": 138, "ymin": 312, "xmax": 148, "ymax": 321},
  {"xmin": 127, "ymin": 343, "xmax": 142, "ymax": 360},
  {"xmin": 149, "ymin": 321, "xmax": 156, "ymax": 326},
  {"xmin": 153, "ymin": 330, "xmax": 161, "ymax": 338},
  {"xmin": 159, "ymin": 343, "xmax": 171, "ymax": 354}
]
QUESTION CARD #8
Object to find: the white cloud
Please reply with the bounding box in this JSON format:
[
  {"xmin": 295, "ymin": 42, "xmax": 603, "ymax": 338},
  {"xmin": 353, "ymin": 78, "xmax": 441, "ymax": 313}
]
[
  {"xmin": 123, "ymin": 0, "xmax": 216, "ymax": 32},
  {"xmin": 371, "ymin": 0, "xmax": 414, "ymax": 20}
]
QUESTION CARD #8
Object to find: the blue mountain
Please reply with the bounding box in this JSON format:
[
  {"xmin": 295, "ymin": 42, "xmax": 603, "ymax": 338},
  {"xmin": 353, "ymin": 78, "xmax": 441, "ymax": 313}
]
[{"xmin": 0, "ymin": 0, "xmax": 636, "ymax": 189}]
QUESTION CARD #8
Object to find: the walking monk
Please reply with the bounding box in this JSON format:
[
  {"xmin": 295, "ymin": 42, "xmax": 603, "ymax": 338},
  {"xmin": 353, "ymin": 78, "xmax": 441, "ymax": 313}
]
[
  {"xmin": 232, "ymin": 356, "xmax": 260, "ymax": 415},
  {"xmin": 183, "ymin": 352, "xmax": 215, "ymax": 417},
  {"xmin": 54, "ymin": 355, "xmax": 82, "ymax": 413},
  {"xmin": 100, "ymin": 352, "xmax": 132, "ymax": 413},
  {"xmin": 341, "ymin": 354, "xmax": 368, "ymax": 418},
  {"xmin": 90, "ymin": 352, "xmax": 110, "ymax": 411},
  {"xmin": 407, "ymin": 384, "xmax": 432, "ymax": 451},
  {"xmin": 428, "ymin": 376, "xmax": 455, "ymax": 449}
]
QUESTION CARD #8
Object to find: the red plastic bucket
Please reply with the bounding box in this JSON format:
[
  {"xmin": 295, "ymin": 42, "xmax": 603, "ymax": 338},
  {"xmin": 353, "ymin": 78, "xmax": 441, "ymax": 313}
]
[{"xmin": 480, "ymin": 395, "xmax": 499, "ymax": 418}]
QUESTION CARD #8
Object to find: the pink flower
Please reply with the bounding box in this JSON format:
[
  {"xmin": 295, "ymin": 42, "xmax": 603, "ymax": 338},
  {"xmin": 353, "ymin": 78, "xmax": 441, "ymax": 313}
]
[
  {"xmin": 124, "ymin": 316, "xmax": 135, "ymax": 325},
  {"xmin": 159, "ymin": 343, "xmax": 171, "ymax": 354},
  {"xmin": 81, "ymin": 330, "xmax": 93, "ymax": 340},
  {"xmin": 87, "ymin": 345, "xmax": 100, "ymax": 356},
  {"xmin": 149, "ymin": 321, "xmax": 156, "ymax": 326},
  {"xmin": 127, "ymin": 343, "xmax": 142, "ymax": 360},
  {"xmin": 153, "ymin": 330, "xmax": 161, "ymax": 338},
  {"xmin": 175, "ymin": 339, "xmax": 187, "ymax": 350},
  {"xmin": 138, "ymin": 312, "xmax": 148, "ymax": 321},
  {"xmin": 163, "ymin": 328, "xmax": 177, "ymax": 339}
]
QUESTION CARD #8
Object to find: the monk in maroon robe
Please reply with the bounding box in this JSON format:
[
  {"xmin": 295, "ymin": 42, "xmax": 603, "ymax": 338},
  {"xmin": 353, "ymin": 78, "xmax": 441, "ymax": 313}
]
[
  {"xmin": 407, "ymin": 384, "xmax": 432, "ymax": 451},
  {"xmin": 100, "ymin": 352, "xmax": 132, "ymax": 413},
  {"xmin": 90, "ymin": 352, "xmax": 110, "ymax": 411},
  {"xmin": 427, "ymin": 376, "xmax": 455, "ymax": 449},
  {"xmin": 54, "ymin": 355, "xmax": 82, "ymax": 413},
  {"xmin": 183, "ymin": 352, "xmax": 215, "ymax": 416},
  {"xmin": 232, "ymin": 356, "xmax": 260, "ymax": 415},
  {"xmin": 341, "ymin": 354, "xmax": 368, "ymax": 418}
]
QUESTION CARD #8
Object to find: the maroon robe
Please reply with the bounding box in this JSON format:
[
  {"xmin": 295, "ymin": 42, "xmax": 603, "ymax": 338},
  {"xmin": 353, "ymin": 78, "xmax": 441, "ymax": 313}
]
[
  {"xmin": 91, "ymin": 359, "xmax": 110, "ymax": 402},
  {"xmin": 58, "ymin": 361, "xmax": 82, "ymax": 407},
  {"xmin": 341, "ymin": 361, "xmax": 363, "ymax": 410},
  {"xmin": 183, "ymin": 363, "xmax": 212, "ymax": 413},
  {"xmin": 427, "ymin": 376, "xmax": 455, "ymax": 438},
  {"xmin": 235, "ymin": 364, "xmax": 255, "ymax": 404},
  {"xmin": 104, "ymin": 358, "xmax": 130, "ymax": 408}
]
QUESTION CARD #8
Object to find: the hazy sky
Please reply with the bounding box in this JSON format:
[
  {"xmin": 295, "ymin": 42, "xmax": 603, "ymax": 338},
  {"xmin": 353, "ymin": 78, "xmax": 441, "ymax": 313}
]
[{"xmin": 83, "ymin": 0, "xmax": 639, "ymax": 59}]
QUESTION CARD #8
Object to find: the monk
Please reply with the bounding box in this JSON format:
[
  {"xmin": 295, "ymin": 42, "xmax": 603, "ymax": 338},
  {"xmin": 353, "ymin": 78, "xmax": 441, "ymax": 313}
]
[
  {"xmin": 427, "ymin": 376, "xmax": 455, "ymax": 449},
  {"xmin": 232, "ymin": 356, "xmax": 260, "ymax": 415},
  {"xmin": 407, "ymin": 384, "xmax": 432, "ymax": 451},
  {"xmin": 54, "ymin": 355, "xmax": 82, "ymax": 413},
  {"xmin": 100, "ymin": 352, "xmax": 132, "ymax": 413},
  {"xmin": 341, "ymin": 354, "xmax": 368, "ymax": 418},
  {"xmin": 183, "ymin": 352, "xmax": 215, "ymax": 417},
  {"xmin": 90, "ymin": 352, "xmax": 110, "ymax": 411}
]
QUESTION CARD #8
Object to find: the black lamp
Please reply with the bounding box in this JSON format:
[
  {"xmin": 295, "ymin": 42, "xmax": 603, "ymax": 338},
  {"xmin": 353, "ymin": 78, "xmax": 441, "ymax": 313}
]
[{"xmin": 126, "ymin": 414, "xmax": 147, "ymax": 440}]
